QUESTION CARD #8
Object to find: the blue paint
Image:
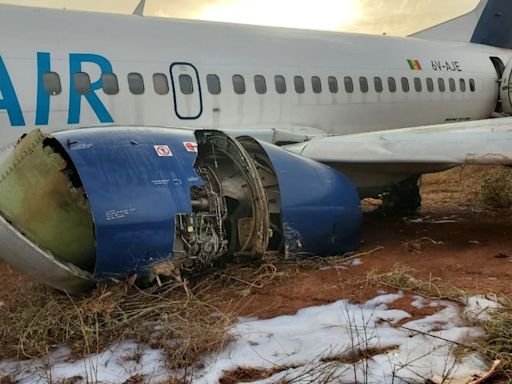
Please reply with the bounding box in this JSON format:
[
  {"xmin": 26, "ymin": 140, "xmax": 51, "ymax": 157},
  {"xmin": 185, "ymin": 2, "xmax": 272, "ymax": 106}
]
[
  {"xmin": 53, "ymin": 127, "xmax": 202, "ymax": 279},
  {"xmin": 68, "ymin": 53, "xmax": 114, "ymax": 125},
  {"xmin": 259, "ymin": 141, "xmax": 362, "ymax": 256},
  {"xmin": 0, "ymin": 56, "xmax": 25, "ymax": 127},
  {"xmin": 471, "ymin": 0, "xmax": 512, "ymax": 49},
  {"xmin": 35, "ymin": 52, "xmax": 51, "ymax": 126}
]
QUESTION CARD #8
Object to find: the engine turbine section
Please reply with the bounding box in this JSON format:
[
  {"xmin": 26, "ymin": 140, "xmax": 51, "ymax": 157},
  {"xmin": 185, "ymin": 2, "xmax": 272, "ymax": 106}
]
[{"xmin": 0, "ymin": 127, "xmax": 361, "ymax": 293}]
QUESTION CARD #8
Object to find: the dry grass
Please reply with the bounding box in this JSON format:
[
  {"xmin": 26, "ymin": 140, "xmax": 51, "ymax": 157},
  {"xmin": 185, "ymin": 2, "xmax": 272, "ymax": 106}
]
[
  {"xmin": 479, "ymin": 166, "xmax": 512, "ymax": 208},
  {"xmin": 474, "ymin": 305, "xmax": 512, "ymax": 378},
  {"xmin": 421, "ymin": 165, "xmax": 512, "ymax": 211},
  {"xmin": 365, "ymin": 264, "xmax": 466, "ymax": 303},
  {"xmin": 0, "ymin": 278, "xmax": 234, "ymax": 370}
]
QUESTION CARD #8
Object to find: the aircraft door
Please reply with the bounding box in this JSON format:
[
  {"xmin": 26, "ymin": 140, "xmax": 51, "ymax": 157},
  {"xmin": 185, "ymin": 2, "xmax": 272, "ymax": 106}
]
[
  {"xmin": 170, "ymin": 62, "xmax": 203, "ymax": 119},
  {"xmin": 500, "ymin": 58, "xmax": 512, "ymax": 114}
]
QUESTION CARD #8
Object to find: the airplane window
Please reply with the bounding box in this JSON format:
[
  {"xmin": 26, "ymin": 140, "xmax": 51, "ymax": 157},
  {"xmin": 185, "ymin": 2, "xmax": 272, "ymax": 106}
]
[
  {"xmin": 294, "ymin": 76, "xmax": 305, "ymax": 94},
  {"xmin": 275, "ymin": 75, "xmax": 286, "ymax": 94},
  {"xmin": 74, "ymin": 72, "xmax": 91, "ymax": 95},
  {"xmin": 153, "ymin": 73, "xmax": 169, "ymax": 95},
  {"xmin": 233, "ymin": 74, "xmax": 246, "ymax": 94},
  {"xmin": 128, "ymin": 73, "xmax": 144, "ymax": 95},
  {"xmin": 426, "ymin": 77, "xmax": 434, "ymax": 92},
  {"xmin": 438, "ymin": 78, "xmax": 446, "ymax": 92},
  {"xmin": 359, "ymin": 77, "xmax": 369, "ymax": 93},
  {"xmin": 312, "ymin": 76, "xmax": 322, "ymax": 93},
  {"xmin": 328, "ymin": 76, "xmax": 338, "ymax": 93},
  {"xmin": 459, "ymin": 78, "xmax": 466, "ymax": 92},
  {"xmin": 206, "ymin": 74, "xmax": 221, "ymax": 95},
  {"xmin": 374, "ymin": 77, "xmax": 383, "ymax": 93},
  {"xmin": 101, "ymin": 73, "xmax": 119, "ymax": 95},
  {"xmin": 414, "ymin": 77, "xmax": 422, "ymax": 92},
  {"xmin": 469, "ymin": 78, "xmax": 476, "ymax": 92},
  {"xmin": 179, "ymin": 74, "xmax": 194, "ymax": 94},
  {"xmin": 43, "ymin": 72, "xmax": 62, "ymax": 96},
  {"xmin": 388, "ymin": 77, "xmax": 396, "ymax": 93},
  {"xmin": 254, "ymin": 75, "xmax": 267, "ymax": 94},
  {"xmin": 401, "ymin": 77, "xmax": 409, "ymax": 92},
  {"xmin": 344, "ymin": 76, "xmax": 354, "ymax": 93},
  {"xmin": 449, "ymin": 78, "xmax": 456, "ymax": 92}
]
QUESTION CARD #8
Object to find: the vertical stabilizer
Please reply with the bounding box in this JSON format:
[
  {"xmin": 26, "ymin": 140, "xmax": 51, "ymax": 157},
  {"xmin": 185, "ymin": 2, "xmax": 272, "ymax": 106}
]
[
  {"xmin": 411, "ymin": 0, "xmax": 512, "ymax": 49},
  {"xmin": 133, "ymin": 0, "xmax": 145, "ymax": 16}
]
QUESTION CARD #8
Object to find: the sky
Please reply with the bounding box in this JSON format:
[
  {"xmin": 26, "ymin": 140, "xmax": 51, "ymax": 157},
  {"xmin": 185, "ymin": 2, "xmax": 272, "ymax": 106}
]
[{"xmin": 0, "ymin": 0, "xmax": 480, "ymax": 36}]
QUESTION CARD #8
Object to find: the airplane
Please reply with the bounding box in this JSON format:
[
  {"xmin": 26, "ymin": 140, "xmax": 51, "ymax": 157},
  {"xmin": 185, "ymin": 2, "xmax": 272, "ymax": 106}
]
[{"xmin": 1, "ymin": 0, "xmax": 512, "ymax": 293}]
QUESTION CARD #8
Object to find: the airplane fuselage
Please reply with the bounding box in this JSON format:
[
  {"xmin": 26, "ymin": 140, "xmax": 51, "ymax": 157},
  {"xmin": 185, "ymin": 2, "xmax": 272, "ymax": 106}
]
[{"xmin": 0, "ymin": 4, "xmax": 510, "ymax": 149}]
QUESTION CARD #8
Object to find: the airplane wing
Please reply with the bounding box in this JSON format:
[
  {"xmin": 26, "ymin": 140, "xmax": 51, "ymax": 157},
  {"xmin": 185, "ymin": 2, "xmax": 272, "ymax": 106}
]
[{"xmin": 283, "ymin": 117, "xmax": 512, "ymax": 194}]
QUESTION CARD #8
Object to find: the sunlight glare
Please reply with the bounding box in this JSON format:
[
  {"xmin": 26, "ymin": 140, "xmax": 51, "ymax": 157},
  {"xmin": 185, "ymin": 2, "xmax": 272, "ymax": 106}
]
[{"xmin": 199, "ymin": 0, "xmax": 363, "ymax": 31}]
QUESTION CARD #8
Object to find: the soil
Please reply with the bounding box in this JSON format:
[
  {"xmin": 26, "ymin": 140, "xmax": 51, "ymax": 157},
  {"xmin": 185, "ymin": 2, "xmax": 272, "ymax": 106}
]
[{"xmin": 0, "ymin": 165, "xmax": 511, "ymax": 320}]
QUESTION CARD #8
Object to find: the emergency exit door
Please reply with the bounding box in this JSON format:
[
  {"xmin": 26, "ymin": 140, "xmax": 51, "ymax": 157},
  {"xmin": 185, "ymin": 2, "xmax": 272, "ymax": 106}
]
[{"xmin": 170, "ymin": 62, "xmax": 203, "ymax": 119}]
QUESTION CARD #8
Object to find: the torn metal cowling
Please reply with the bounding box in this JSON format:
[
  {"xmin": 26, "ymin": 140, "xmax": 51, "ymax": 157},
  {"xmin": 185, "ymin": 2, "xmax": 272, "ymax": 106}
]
[{"xmin": 0, "ymin": 127, "xmax": 362, "ymax": 293}]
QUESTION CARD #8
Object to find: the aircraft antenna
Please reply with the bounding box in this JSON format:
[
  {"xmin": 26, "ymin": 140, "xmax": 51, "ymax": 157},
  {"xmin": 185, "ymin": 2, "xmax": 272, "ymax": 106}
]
[{"xmin": 133, "ymin": 0, "xmax": 145, "ymax": 16}]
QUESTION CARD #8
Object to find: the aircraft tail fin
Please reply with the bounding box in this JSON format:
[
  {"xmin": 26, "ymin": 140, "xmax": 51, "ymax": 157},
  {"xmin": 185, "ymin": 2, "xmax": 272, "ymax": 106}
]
[{"xmin": 411, "ymin": 0, "xmax": 512, "ymax": 49}]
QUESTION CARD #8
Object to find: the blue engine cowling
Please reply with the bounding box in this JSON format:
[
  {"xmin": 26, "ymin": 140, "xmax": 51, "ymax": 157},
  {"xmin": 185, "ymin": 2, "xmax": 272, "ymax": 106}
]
[{"xmin": 0, "ymin": 127, "xmax": 362, "ymax": 292}]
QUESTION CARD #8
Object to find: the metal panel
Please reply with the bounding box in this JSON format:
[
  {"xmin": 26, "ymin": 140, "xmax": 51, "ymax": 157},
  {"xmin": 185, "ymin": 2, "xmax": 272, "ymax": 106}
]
[
  {"xmin": 53, "ymin": 127, "xmax": 202, "ymax": 279},
  {"xmin": 257, "ymin": 141, "xmax": 362, "ymax": 256}
]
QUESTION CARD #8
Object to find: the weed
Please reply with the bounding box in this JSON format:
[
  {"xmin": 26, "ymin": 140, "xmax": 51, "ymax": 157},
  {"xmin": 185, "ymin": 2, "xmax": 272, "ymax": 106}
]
[{"xmin": 479, "ymin": 166, "xmax": 512, "ymax": 208}]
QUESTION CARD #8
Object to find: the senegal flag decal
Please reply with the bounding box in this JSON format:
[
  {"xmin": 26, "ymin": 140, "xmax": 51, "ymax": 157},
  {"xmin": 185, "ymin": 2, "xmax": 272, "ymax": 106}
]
[{"xmin": 407, "ymin": 59, "xmax": 422, "ymax": 70}]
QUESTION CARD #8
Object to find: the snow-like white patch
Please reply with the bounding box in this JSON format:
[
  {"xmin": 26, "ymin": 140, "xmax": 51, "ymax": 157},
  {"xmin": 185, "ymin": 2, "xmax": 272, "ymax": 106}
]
[
  {"xmin": 0, "ymin": 294, "xmax": 490, "ymax": 384},
  {"xmin": 464, "ymin": 295, "xmax": 501, "ymax": 321},
  {"xmin": 0, "ymin": 342, "xmax": 171, "ymax": 384}
]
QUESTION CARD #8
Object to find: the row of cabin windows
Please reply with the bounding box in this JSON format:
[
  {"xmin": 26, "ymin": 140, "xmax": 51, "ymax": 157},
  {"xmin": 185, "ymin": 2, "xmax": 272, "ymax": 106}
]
[
  {"xmin": 42, "ymin": 71, "xmax": 477, "ymax": 97},
  {"xmin": 211, "ymin": 75, "xmax": 477, "ymax": 95},
  {"xmin": 42, "ymin": 71, "xmax": 185, "ymax": 96}
]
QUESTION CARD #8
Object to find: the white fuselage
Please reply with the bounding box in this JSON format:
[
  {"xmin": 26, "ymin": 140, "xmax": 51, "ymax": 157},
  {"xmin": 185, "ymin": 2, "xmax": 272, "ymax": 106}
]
[{"xmin": 0, "ymin": 4, "xmax": 510, "ymax": 149}]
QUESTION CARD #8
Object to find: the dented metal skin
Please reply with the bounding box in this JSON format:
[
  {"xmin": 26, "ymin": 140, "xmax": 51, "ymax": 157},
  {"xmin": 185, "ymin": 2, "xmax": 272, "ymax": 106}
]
[{"xmin": 0, "ymin": 127, "xmax": 361, "ymax": 293}]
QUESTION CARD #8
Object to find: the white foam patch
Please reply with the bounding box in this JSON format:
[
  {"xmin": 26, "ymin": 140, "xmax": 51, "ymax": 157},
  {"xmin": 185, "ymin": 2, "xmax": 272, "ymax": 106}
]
[
  {"xmin": 0, "ymin": 295, "xmax": 490, "ymax": 384},
  {"xmin": 464, "ymin": 296, "xmax": 501, "ymax": 321}
]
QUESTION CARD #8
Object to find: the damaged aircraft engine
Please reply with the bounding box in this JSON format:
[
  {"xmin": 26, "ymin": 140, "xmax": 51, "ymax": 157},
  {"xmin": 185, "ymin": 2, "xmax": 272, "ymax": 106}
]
[{"xmin": 0, "ymin": 127, "xmax": 362, "ymax": 293}]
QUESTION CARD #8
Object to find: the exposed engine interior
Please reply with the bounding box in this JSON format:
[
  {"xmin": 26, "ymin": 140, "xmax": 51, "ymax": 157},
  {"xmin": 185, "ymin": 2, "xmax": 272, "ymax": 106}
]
[{"xmin": 173, "ymin": 131, "xmax": 283, "ymax": 272}]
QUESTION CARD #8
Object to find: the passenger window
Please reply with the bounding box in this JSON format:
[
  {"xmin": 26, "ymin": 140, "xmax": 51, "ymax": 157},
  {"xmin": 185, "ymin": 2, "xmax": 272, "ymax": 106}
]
[
  {"xmin": 469, "ymin": 78, "xmax": 476, "ymax": 92},
  {"xmin": 414, "ymin": 77, "xmax": 422, "ymax": 92},
  {"xmin": 206, "ymin": 74, "xmax": 221, "ymax": 95},
  {"xmin": 438, "ymin": 78, "xmax": 446, "ymax": 92},
  {"xmin": 43, "ymin": 72, "xmax": 62, "ymax": 95},
  {"xmin": 128, "ymin": 73, "xmax": 144, "ymax": 95},
  {"xmin": 344, "ymin": 76, "xmax": 354, "ymax": 93},
  {"xmin": 254, "ymin": 75, "xmax": 267, "ymax": 94},
  {"xmin": 459, "ymin": 78, "xmax": 466, "ymax": 92},
  {"xmin": 359, "ymin": 77, "xmax": 369, "ymax": 93},
  {"xmin": 233, "ymin": 74, "xmax": 246, "ymax": 94},
  {"xmin": 74, "ymin": 72, "xmax": 91, "ymax": 95},
  {"xmin": 179, "ymin": 74, "xmax": 194, "ymax": 94},
  {"xmin": 294, "ymin": 76, "xmax": 305, "ymax": 94},
  {"xmin": 426, "ymin": 77, "xmax": 434, "ymax": 92},
  {"xmin": 401, "ymin": 77, "xmax": 409, "ymax": 92},
  {"xmin": 153, "ymin": 73, "xmax": 169, "ymax": 95},
  {"xmin": 374, "ymin": 77, "xmax": 383, "ymax": 93},
  {"xmin": 328, "ymin": 76, "xmax": 338, "ymax": 93},
  {"xmin": 312, "ymin": 76, "xmax": 322, "ymax": 93},
  {"xmin": 275, "ymin": 75, "xmax": 286, "ymax": 94},
  {"xmin": 449, "ymin": 78, "xmax": 456, "ymax": 92},
  {"xmin": 102, "ymin": 73, "xmax": 119, "ymax": 95},
  {"xmin": 388, "ymin": 77, "xmax": 396, "ymax": 93}
]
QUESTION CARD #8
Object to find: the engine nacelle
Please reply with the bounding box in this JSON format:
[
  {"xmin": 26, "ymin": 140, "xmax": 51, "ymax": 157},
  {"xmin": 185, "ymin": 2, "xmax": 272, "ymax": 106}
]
[{"xmin": 0, "ymin": 127, "xmax": 361, "ymax": 293}]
